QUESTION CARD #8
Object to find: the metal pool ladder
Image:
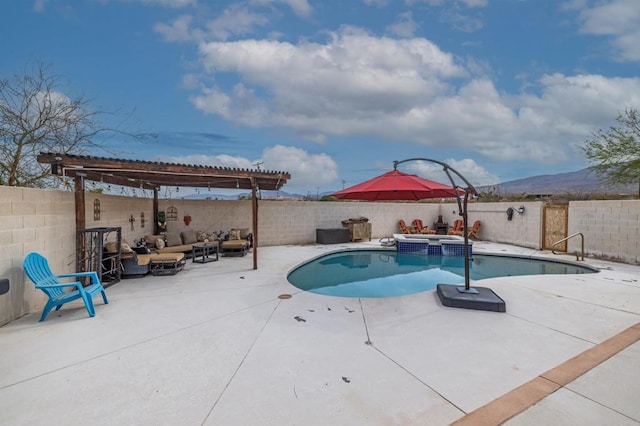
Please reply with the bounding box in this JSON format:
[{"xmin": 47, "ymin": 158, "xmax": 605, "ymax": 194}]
[{"xmin": 552, "ymin": 232, "xmax": 585, "ymax": 261}]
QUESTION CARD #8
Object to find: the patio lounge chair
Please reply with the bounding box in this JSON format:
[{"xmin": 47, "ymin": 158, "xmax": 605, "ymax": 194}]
[
  {"xmin": 23, "ymin": 252, "xmax": 109, "ymax": 321},
  {"xmin": 398, "ymin": 220, "xmax": 417, "ymax": 234},
  {"xmin": 412, "ymin": 219, "xmax": 437, "ymax": 234},
  {"xmin": 467, "ymin": 220, "xmax": 482, "ymax": 239},
  {"xmin": 448, "ymin": 219, "xmax": 464, "ymax": 235}
]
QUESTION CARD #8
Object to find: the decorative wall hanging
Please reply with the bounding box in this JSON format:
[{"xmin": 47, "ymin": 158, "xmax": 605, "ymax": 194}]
[
  {"xmin": 129, "ymin": 214, "xmax": 136, "ymax": 231},
  {"xmin": 140, "ymin": 212, "xmax": 145, "ymax": 228},
  {"xmin": 93, "ymin": 199, "xmax": 101, "ymax": 221},
  {"xmin": 183, "ymin": 214, "xmax": 192, "ymax": 226},
  {"xmin": 157, "ymin": 211, "xmax": 167, "ymax": 233},
  {"xmin": 167, "ymin": 206, "xmax": 178, "ymax": 221}
]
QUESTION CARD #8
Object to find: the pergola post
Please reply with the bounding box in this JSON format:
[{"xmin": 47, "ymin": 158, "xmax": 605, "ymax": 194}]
[
  {"xmin": 153, "ymin": 188, "xmax": 159, "ymax": 235},
  {"xmin": 251, "ymin": 177, "xmax": 258, "ymax": 270},
  {"xmin": 74, "ymin": 175, "xmax": 85, "ymax": 233},
  {"xmin": 74, "ymin": 174, "xmax": 86, "ymax": 273}
]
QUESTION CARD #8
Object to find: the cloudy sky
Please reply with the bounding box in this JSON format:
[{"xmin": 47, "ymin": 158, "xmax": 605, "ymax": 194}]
[{"xmin": 2, "ymin": 0, "xmax": 639, "ymax": 194}]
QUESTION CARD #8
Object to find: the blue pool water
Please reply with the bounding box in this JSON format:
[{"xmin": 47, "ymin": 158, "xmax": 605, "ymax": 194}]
[{"xmin": 287, "ymin": 250, "xmax": 598, "ymax": 298}]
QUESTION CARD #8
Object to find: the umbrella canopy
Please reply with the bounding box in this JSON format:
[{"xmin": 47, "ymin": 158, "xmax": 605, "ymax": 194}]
[{"xmin": 332, "ymin": 170, "xmax": 462, "ymax": 201}]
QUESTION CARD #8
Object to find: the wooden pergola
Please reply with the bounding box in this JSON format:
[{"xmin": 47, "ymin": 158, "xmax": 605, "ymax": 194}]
[{"xmin": 37, "ymin": 153, "xmax": 291, "ymax": 269}]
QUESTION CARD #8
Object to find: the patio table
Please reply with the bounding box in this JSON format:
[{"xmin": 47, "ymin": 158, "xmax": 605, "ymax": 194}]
[{"xmin": 192, "ymin": 243, "xmax": 219, "ymax": 263}]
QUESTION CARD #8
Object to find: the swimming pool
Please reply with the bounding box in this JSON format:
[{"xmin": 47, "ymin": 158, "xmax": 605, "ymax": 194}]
[{"xmin": 287, "ymin": 249, "xmax": 598, "ymax": 298}]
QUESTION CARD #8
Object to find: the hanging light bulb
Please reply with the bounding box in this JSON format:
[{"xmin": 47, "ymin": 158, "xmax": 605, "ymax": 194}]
[{"xmin": 236, "ymin": 179, "xmax": 240, "ymax": 188}]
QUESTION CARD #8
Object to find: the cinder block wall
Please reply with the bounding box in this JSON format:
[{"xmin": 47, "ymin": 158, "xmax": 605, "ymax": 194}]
[
  {"xmin": 258, "ymin": 200, "xmax": 443, "ymax": 245},
  {"xmin": 569, "ymin": 199, "xmax": 640, "ymax": 264},
  {"xmin": 0, "ymin": 187, "xmax": 76, "ymax": 325},
  {"xmin": 464, "ymin": 201, "xmax": 544, "ymax": 249},
  {"xmin": 84, "ymin": 193, "xmax": 154, "ymax": 245}
]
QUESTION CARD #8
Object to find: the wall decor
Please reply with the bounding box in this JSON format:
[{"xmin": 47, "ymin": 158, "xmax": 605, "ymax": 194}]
[
  {"xmin": 93, "ymin": 199, "xmax": 101, "ymax": 221},
  {"xmin": 167, "ymin": 206, "xmax": 178, "ymax": 221}
]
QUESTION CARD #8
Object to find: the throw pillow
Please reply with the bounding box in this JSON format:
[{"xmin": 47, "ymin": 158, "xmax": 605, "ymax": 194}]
[
  {"xmin": 121, "ymin": 242, "xmax": 133, "ymax": 253},
  {"xmin": 155, "ymin": 238, "xmax": 165, "ymax": 250},
  {"xmin": 181, "ymin": 229, "xmax": 197, "ymax": 244},
  {"xmin": 144, "ymin": 235, "xmax": 157, "ymax": 244},
  {"xmin": 237, "ymin": 228, "xmax": 250, "ymax": 239},
  {"xmin": 104, "ymin": 241, "xmax": 118, "ymax": 253},
  {"xmin": 229, "ymin": 229, "xmax": 241, "ymax": 240},
  {"xmin": 165, "ymin": 232, "xmax": 182, "ymax": 247}
]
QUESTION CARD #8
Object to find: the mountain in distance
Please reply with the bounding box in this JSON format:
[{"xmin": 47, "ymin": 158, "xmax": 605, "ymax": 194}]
[
  {"xmin": 180, "ymin": 167, "xmax": 636, "ymax": 200},
  {"xmin": 480, "ymin": 167, "xmax": 637, "ymax": 196}
]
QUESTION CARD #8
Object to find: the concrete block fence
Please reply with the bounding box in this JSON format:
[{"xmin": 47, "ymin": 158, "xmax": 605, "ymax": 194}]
[{"xmin": 1, "ymin": 185, "xmax": 638, "ymax": 325}]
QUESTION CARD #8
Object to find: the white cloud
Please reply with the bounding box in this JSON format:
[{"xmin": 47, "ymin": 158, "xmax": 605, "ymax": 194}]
[
  {"xmin": 193, "ymin": 27, "xmax": 467, "ymax": 128},
  {"xmin": 261, "ymin": 145, "xmax": 338, "ymax": 189},
  {"xmin": 575, "ymin": 0, "xmax": 640, "ymax": 62},
  {"xmin": 204, "ymin": 5, "xmax": 269, "ymax": 41},
  {"xmin": 186, "ymin": 27, "xmax": 640, "ymax": 168},
  {"xmin": 154, "ymin": 15, "xmax": 193, "ymax": 42},
  {"xmin": 155, "ymin": 6, "xmax": 269, "ymax": 42},
  {"xmin": 156, "ymin": 146, "xmax": 337, "ymax": 191},
  {"xmin": 405, "ymin": 158, "xmax": 500, "ymax": 187},
  {"xmin": 250, "ymin": 0, "xmax": 313, "ymax": 18},
  {"xmin": 440, "ymin": 9, "xmax": 484, "ymax": 33},
  {"xmin": 386, "ymin": 12, "xmax": 418, "ymax": 38},
  {"xmin": 406, "ymin": 0, "xmax": 488, "ymax": 8}
]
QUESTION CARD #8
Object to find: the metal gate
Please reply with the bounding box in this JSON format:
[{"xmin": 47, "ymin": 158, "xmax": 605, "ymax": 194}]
[{"xmin": 543, "ymin": 204, "xmax": 568, "ymax": 251}]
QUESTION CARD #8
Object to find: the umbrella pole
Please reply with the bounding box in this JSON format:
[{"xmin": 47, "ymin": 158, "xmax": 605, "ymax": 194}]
[{"xmin": 458, "ymin": 190, "xmax": 477, "ymax": 294}]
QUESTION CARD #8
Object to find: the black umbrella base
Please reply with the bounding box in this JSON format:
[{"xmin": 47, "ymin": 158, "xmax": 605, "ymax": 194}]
[{"xmin": 436, "ymin": 284, "xmax": 506, "ymax": 313}]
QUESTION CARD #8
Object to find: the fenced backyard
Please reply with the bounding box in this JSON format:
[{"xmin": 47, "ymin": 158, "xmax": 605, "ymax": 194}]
[{"xmin": 0, "ymin": 185, "xmax": 638, "ymax": 325}]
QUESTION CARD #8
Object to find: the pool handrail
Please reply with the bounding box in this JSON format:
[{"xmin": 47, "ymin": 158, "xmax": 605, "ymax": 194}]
[{"xmin": 552, "ymin": 232, "xmax": 585, "ymax": 261}]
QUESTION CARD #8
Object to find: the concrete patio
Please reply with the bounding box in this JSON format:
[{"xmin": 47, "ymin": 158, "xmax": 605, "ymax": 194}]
[{"xmin": 1, "ymin": 241, "xmax": 639, "ymax": 425}]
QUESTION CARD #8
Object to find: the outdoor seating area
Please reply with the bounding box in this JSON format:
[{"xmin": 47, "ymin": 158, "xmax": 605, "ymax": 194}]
[{"xmin": 119, "ymin": 227, "xmax": 253, "ymax": 275}]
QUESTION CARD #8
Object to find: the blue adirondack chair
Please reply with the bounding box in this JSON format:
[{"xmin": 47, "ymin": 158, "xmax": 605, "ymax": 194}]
[{"xmin": 23, "ymin": 252, "xmax": 109, "ymax": 321}]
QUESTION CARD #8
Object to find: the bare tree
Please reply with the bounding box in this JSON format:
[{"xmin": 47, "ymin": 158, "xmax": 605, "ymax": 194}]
[
  {"xmin": 0, "ymin": 62, "xmax": 131, "ymax": 187},
  {"xmin": 583, "ymin": 108, "xmax": 640, "ymax": 197}
]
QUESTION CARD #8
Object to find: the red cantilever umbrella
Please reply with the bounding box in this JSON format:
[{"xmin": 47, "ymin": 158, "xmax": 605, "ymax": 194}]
[{"xmin": 332, "ymin": 169, "xmax": 461, "ymax": 201}]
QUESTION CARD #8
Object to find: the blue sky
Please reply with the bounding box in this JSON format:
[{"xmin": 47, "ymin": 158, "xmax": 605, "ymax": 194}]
[{"xmin": 2, "ymin": 0, "xmax": 639, "ymax": 195}]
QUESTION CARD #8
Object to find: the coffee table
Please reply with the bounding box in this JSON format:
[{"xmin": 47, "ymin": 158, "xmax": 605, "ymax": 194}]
[{"xmin": 192, "ymin": 243, "xmax": 219, "ymax": 263}]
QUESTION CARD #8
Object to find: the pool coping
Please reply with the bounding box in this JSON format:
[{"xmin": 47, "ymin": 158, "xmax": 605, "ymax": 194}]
[{"xmin": 452, "ymin": 322, "xmax": 640, "ymax": 425}]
